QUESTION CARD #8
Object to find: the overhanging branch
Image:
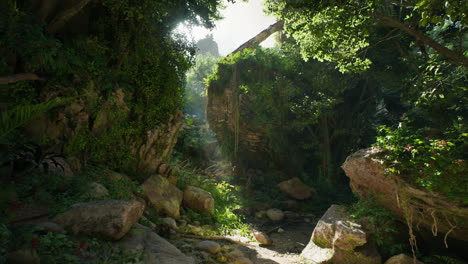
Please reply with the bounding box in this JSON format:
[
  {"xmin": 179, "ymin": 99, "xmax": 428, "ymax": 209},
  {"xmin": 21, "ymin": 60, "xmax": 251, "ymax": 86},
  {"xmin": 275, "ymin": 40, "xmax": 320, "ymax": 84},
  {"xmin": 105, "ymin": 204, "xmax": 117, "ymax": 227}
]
[
  {"xmin": 46, "ymin": 0, "xmax": 92, "ymax": 34},
  {"xmin": 374, "ymin": 14, "xmax": 468, "ymax": 66},
  {"xmin": 230, "ymin": 20, "xmax": 284, "ymax": 55}
]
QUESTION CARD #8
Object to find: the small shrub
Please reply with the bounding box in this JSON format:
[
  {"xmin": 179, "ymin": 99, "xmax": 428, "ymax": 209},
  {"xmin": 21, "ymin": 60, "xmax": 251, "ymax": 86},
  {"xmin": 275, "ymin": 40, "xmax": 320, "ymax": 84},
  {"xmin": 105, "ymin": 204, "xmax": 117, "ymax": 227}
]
[
  {"xmin": 349, "ymin": 198, "xmax": 410, "ymax": 257},
  {"xmin": 176, "ymin": 169, "xmax": 251, "ymax": 236}
]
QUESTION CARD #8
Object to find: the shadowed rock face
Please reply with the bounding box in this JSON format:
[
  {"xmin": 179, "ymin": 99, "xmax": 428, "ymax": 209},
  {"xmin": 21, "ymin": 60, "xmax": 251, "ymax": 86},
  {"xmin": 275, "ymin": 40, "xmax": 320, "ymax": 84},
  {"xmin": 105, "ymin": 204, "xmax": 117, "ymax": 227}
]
[
  {"xmin": 25, "ymin": 88, "xmax": 183, "ymax": 174},
  {"xmin": 207, "ymin": 82, "xmax": 271, "ymax": 170},
  {"xmin": 116, "ymin": 223, "xmax": 195, "ymax": 264},
  {"xmin": 342, "ymin": 147, "xmax": 468, "ymax": 242}
]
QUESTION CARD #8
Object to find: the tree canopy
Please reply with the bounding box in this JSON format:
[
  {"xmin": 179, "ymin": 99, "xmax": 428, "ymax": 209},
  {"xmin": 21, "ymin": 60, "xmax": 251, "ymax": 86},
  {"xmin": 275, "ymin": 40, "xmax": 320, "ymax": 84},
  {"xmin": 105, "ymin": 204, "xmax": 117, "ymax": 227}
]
[{"xmin": 265, "ymin": 0, "xmax": 468, "ymax": 72}]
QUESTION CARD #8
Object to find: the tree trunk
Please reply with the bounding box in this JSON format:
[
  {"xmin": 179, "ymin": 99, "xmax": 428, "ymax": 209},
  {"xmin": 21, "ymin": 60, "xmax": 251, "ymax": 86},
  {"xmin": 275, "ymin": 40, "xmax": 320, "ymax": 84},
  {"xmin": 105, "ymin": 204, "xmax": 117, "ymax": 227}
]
[
  {"xmin": 374, "ymin": 14, "xmax": 468, "ymax": 66},
  {"xmin": 0, "ymin": 73, "xmax": 42, "ymax": 85},
  {"xmin": 230, "ymin": 20, "xmax": 284, "ymax": 55},
  {"xmin": 46, "ymin": 0, "xmax": 92, "ymax": 34},
  {"xmin": 319, "ymin": 116, "xmax": 334, "ymax": 183}
]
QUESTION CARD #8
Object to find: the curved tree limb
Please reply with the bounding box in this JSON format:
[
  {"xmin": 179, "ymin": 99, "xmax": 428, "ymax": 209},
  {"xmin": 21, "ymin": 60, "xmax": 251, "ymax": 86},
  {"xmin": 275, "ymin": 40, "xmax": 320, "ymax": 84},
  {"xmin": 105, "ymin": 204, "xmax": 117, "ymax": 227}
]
[
  {"xmin": 374, "ymin": 14, "xmax": 468, "ymax": 66},
  {"xmin": 0, "ymin": 73, "xmax": 42, "ymax": 85},
  {"xmin": 230, "ymin": 20, "xmax": 284, "ymax": 55},
  {"xmin": 46, "ymin": 0, "xmax": 92, "ymax": 34}
]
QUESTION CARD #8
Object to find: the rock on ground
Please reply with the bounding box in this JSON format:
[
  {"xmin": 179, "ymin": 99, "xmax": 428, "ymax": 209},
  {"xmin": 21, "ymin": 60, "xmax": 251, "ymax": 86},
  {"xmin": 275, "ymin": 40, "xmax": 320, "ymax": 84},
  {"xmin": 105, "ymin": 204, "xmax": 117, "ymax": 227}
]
[
  {"xmin": 385, "ymin": 254, "xmax": 424, "ymax": 264},
  {"xmin": 183, "ymin": 186, "xmax": 215, "ymax": 216},
  {"xmin": 195, "ymin": 240, "xmax": 221, "ymax": 254},
  {"xmin": 252, "ymin": 229, "xmax": 273, "ymax": 245},
  {"xmin": 87, "ymin": 182, "xmax": 109, "ymax": 199},
  {"xmin": 232, "ymin": 257, "xmax": 254, "ymax": 264},
  {"xmin": 161, "ymin": 217, "xmax": 177, "ymax": 229},
  {"xmin": 301, "ymin": 204, "xmax": 380, "ymax": 264},
  {"xmin": 116, "ymin": 223, "xmax": 195, "ymax": 264},
  {"xmin": 141, "ymin": 175, "xmax": 183, "ymax": 219},
  {"xmin": 266, "ymin": 208, "xmax": 284, "ymax": 221},
  {"xmin": 277, "ymin": 177, "xmax": 315, "ymax": 200},
  {"xmin": 311, "ymin": 205, "xmax": 366, "ymax": 250},
  {"xmin": 54, "ymin": 200, "xmax": 144, "ymax": 240}
]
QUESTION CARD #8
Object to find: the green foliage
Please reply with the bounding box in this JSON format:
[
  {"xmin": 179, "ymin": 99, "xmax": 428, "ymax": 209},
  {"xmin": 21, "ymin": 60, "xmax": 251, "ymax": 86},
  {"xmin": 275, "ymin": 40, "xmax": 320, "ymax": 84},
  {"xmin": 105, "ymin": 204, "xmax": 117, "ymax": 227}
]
[
  {"xmin": 264, "ymin": 0, "xmax": 467, "ymax": 72},
  {"xmin": 207, "ymin": 44, "xmax": 403, "ymax": 181},
  {"xmin": 375, "ymin": 118, "xmax": 467, "ymax": 203},
  {"xmin": 0, "ymin": 0, "xmax": 230, "ymax": 172},
  {"xmin": 175, "ymin": 116, "xmax": 218, "ymax": 166},
  {"xmin": 350, "ymin": 198, "xmax": 398, "ymax": 246},
  {"xmin": 0, "ymin": 98, "xmax": 69, "ymax": 143},
  {"xmin": 185, "ymin": 54, "xmax": 219, "ymax": 117},
  {"xmin": 37, "ymin": 232, "xmax": 81, "ymax": 263},
  {"xmin": 421, "ymin": 254, "xmax": 466, "ymax": 264},
  {"xmin": 37, "ymin": 232, "xmax": 141, "ymax": 264},
  {"xmin": 176, "ymin": 169, "xmax": 251, "ymax": 235},
  {"xmin": 0, "ymin": 223, "xmax": 10, "ymax": 263},
  {"xmin": 349, "ymin": 198, "xmax": 410, "ymax": 257},
  {"xmin": 0, "ymin": 224, "xmax": 140, "ymax": 264}
]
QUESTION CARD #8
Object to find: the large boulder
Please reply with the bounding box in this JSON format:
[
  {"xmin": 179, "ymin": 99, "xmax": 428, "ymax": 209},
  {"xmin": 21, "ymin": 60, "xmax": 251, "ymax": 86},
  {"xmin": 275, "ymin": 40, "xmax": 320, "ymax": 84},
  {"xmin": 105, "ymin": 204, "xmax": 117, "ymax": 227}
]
[
  {"xmin": 183, "ymin": 186, "xmax": 215, "ymax": 216},
  {"xmin": 384, "ymin": 254, "xmax": 423, "ymax": 264},
  {"xmin": 311, "ymin": 205, "xmax": 366, "ymax": 250},
  {"xmin": 54, "ymin": 200, "xmax": 144, "ymax": 240},
  {"xmin": 277, "ymin": 177, "xmax": 314, "ymax": 200},
  {"xmin": 116, "ymin": 223, "xmax": 195, "ymax": 264},
  {"xmin": 141, "ymin": 175, "xmax": 183, "ymax": 219},
  {"xmin": 342, "ymin": 147, "xmax": 468, "ymax": 242},
  {"xmin": 301, "ymin": 204, "xmax": 380, "ymax": 264}
]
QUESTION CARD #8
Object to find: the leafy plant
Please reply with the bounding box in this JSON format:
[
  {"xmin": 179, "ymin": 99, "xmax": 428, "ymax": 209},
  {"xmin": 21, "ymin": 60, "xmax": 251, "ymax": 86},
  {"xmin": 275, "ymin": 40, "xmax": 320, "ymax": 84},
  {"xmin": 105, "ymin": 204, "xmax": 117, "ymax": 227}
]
[
  {"xmin": 375, "ymin": 118, "xmax": 467, "ymax": 202},
  {"xmin": 0, "ymin": 98, "xmax": 68, "ymax": 143},
  {"xmin": 349, "ymin": 198, "xmax": 408, "ymax": 256},
  {"xmin": 176, "ymin": 168, "xmax": 251, "ymax": 236},
  {"xmin": 422, "ymin": 254, "xmax": 467, "ymax": 264}
]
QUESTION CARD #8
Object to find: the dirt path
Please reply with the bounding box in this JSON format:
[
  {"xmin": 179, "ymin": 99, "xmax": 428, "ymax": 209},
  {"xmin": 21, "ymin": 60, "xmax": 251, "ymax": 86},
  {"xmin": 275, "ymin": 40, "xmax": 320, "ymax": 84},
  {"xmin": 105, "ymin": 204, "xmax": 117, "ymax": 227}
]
[
  {"xmin": 232, "ymin": 220, "xmax": 315, "ymax": 264},
  {"xmin": 173, "ymin": 217, "xmax": 316, "ymax": 264}
]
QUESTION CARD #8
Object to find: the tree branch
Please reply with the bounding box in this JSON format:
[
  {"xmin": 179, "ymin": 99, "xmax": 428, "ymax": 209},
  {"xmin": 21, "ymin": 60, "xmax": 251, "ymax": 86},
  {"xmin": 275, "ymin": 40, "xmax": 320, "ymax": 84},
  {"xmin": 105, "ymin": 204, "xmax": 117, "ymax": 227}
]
[
  {"xmin": 46, "ymin": 0, "xmax": 92, "ymax": 34},
  {"xmin": 230, "ymin": 20, "xmax": 284, "ymax": 55},
  {"xmin": 0, "ymin": 73, "xmax": 42, "ymax": 85},
  {"xmin": 374, "ymin": 14, "xmax": 468, "ymax": 66}
]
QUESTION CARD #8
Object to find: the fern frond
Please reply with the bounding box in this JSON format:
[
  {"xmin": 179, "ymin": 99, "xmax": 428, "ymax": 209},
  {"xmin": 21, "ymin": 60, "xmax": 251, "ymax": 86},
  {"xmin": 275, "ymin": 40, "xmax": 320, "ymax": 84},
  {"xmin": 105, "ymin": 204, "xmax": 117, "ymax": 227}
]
[
  {"xmin": 0, "ymin": 98, "xmax": 69, "ymax": 142},
  {"xmin": 433, "ymin": 255, "xmax": 466, "ymax": 264}
]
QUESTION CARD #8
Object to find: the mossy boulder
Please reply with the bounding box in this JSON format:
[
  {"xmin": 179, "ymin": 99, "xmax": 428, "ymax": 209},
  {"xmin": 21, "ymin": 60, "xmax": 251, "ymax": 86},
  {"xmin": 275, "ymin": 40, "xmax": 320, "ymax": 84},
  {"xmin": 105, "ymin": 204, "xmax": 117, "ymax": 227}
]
[
  {"xmin": 141, "ymin": 175, "xmax": 183, "ymax": 219},
  {"xmin": 342, "ymin": 148, "xmax": 468, "ymax": 242},
  {"xmin": 302, "ymin": 204, "xmax": 379, "ymax": 264}
]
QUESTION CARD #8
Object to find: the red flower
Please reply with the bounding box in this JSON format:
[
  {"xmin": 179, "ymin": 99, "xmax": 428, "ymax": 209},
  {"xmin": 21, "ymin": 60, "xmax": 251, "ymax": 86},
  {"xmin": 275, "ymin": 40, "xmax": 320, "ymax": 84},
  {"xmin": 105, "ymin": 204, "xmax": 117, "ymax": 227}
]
[
  {"xmin": 437, "ymin": 140, "xmax": 447, "ymax": 148},
  {"xmin": 454, "ymin": 160, "xmax": 464, "ymax": 166},
  {"xmin": 30, "ymin": 238, "xmax": 39, "ymax": 249},
  {"xmin": 404, "ymin": 144, "xmax": 413, "ymax": 151}
]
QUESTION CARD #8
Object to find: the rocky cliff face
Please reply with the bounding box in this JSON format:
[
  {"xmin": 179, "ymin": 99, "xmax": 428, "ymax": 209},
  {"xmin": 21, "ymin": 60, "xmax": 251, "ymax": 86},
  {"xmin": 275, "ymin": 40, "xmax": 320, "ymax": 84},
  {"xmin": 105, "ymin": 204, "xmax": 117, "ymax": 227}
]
[
  {"xmin": 207, "ymin": 81, "xmax": 271, "ymax": 169},
  {"xmin": 342, "ymin": 148, "xmax": 468, "ymax": 242},
  {"xmin": 24, "ymin": 86, "xmax": 183, "ymax": 174}
]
